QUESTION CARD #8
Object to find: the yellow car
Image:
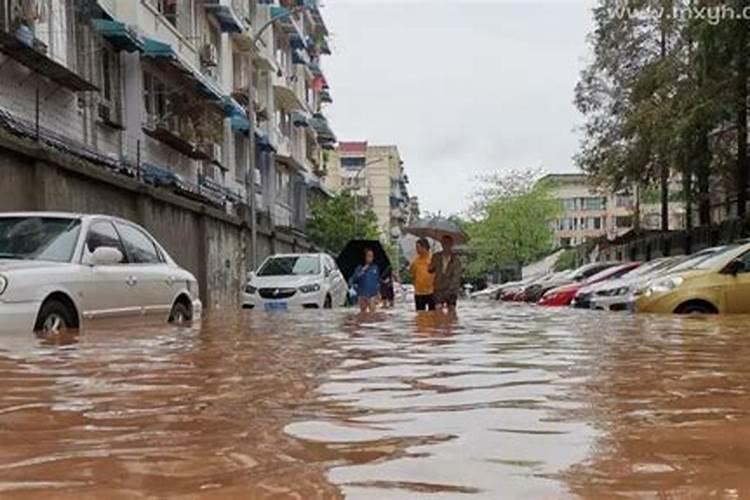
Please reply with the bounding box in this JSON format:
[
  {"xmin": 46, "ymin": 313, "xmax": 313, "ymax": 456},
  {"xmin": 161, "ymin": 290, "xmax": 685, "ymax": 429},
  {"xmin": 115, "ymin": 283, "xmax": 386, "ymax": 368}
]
[{"xmin": 635, "ymin": 242, "xmax": 750, "ymax": 314}]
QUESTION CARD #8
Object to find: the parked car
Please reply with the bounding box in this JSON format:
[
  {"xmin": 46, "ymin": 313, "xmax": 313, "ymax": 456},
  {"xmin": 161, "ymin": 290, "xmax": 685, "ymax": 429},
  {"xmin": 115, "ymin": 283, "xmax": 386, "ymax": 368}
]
[
  {"xmin": 527, "ymin": 262, "xmax": 619, "ymax": 304},
  {"xmin": 541, "ymin": 262, "xmax": 640, "ymax": 307},
  {"xmin": 499, "ymin": 277, "xmax": 537, "ymax": 301},
  {"xmin": 634, "ymin": 243, "xmax": 750, "ymax": 314},
  {"xmin": 242, "ymin": 253, "xmax": 348, "ymax": 310},
  {"xmin": 587, "ymin": 257, "xmax": 682, "ymax": 311},
  {"xmin": 0, "ymin": 212, "xmax": 201, "ymax": 334},
  {"xmin": 470, "ymin": 284, "xmax": 504, "ymax": 300}
]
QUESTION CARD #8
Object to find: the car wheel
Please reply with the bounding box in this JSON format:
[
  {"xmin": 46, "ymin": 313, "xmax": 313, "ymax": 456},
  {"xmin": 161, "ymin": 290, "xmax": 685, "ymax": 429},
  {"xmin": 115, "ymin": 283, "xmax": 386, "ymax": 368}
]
[
  {"xmin": 324, "ymin": 294, "xmax": 333, "ymax": 309},
  {"xmin": 676, "ymin": 302, "xmax": 716, "ymax": 315},
  {"xmin": 35, "ymin": 300, "xmax": 76, "ymax": 334},
  {"xmin": 169, "ymin": 301, "xmax": 192, "ymax": 324}
]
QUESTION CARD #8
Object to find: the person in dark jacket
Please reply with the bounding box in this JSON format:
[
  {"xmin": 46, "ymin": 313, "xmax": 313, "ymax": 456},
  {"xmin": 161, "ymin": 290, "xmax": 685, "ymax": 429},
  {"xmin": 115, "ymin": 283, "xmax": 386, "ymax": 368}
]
[
  {"xmin": 429, "ymin": 235, "xmax": 463, "ymax": 311},
  {"xmin": 351, "ymin": 248, "xmax": 380, "ymax": 312}
]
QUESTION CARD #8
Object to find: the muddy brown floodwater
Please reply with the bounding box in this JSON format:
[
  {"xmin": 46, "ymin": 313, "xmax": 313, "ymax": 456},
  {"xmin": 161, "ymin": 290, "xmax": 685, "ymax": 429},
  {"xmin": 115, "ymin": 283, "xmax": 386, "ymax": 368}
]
[{"xmin": 2, "ymin": 303, "xmax": 750, "ymax": 499}]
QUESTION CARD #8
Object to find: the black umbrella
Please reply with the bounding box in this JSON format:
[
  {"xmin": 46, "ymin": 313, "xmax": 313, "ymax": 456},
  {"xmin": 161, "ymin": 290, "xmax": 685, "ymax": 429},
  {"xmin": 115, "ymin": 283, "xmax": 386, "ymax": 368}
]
[{"xmin": 336, "ymin": 240, "xmax": 392, "ymax": 283}]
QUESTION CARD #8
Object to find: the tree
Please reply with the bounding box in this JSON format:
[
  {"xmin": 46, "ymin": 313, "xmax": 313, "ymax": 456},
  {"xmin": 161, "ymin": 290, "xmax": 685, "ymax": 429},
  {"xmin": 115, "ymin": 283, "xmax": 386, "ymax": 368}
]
[
  {"xmin": 468, "ymin": 181, "xmax": 560, "ymax": 274},
  {"xmin": 306, "ymin": 193, "xmax": 379, "ymax": 253}
]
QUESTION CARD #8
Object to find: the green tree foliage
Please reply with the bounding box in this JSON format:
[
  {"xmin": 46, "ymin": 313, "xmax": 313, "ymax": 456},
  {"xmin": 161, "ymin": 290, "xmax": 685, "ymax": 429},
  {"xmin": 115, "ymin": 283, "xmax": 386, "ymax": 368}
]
[
  {"xmin": 307, "ymin": 193, "xmax": 380, "ymax": 253},
  {"xmin": 554, "ymin": 249, "xmax": 578, "ymax": 272},
  {"xmin": 576, "ymin": 0, "xmax": 750, "ymax": 227},
  {"xmin": 468, "ymin": 177, "xmax": 560, "ymax": 275}
]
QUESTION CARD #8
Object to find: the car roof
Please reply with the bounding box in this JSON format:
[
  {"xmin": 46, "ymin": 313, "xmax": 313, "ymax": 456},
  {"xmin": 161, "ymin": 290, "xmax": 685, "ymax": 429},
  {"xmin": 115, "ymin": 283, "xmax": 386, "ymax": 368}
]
[
  {"xmin": 0, "ymin": 212, "xmax": 143, "ymax": 224},
  {"xmin": 266, "ymin": 253, "xmax": 325, "ymax": 258}
]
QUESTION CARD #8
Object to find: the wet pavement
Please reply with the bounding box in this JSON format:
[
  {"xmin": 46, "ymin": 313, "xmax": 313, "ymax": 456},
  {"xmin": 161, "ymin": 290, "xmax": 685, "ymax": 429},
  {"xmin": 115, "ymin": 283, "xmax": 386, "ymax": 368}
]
[{"xmin": 2, "ymin": 302, "xmax": 750, "ymax": 499}]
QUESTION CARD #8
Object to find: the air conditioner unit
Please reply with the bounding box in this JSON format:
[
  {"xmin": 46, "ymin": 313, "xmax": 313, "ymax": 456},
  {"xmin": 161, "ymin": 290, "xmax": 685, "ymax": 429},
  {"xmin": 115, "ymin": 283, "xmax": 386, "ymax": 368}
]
[
  {"xmin": 254, "ymin": 167, "xmax": 262, "ymax": 186},
  {"xmin": 98, "ymin": 102, "xmax": 112, "ymax": 122},
  {"xmin": 200, "ymin": 43, "xmax": 219, "ymax": 67}
]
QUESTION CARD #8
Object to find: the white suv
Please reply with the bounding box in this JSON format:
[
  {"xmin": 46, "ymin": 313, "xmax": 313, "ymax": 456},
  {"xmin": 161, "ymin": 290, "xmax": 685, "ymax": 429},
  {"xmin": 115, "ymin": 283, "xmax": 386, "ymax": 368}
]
[
  {"xmin": 0, "ymin": 213, "xmax": 201, "ymax": 333},
  {"xmin": 242, "ymin": 253, "xmax": 348, "ymax": 311}
]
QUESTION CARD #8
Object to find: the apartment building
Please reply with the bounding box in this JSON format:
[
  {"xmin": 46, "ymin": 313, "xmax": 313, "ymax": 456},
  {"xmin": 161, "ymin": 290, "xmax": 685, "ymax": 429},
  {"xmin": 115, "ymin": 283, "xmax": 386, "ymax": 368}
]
[
  {"xmin": 0, "ymin": 0, "xmax": 334, "ymax": 233},
  {"xmin": 543, "ymin": 173, "xmax": 686, "ymax": 247},
  {"xmin": 326, "ymin": 141, "xmax": 412, "ymax": 245}
]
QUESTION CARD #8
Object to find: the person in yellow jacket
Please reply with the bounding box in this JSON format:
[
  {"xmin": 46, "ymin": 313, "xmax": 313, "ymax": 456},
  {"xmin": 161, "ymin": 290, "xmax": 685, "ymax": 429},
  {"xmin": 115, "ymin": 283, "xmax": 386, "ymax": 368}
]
[{"xmin": 410, "ymin": 238, "xmax": 436, "ymax": 311}]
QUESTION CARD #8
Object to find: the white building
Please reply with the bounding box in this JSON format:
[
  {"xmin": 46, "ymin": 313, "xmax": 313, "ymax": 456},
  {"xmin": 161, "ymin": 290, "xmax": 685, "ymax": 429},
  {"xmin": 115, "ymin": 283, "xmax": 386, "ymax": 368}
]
[{"xmin": 0, "ymin": 0, "xmax": 334, "ymax": 232}]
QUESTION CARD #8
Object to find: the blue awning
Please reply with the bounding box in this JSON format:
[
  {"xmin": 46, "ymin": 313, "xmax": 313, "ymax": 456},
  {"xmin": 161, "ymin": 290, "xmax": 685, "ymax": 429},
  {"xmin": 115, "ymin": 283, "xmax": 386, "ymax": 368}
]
[
  {"xmin": 255, "ymin": 130, "xmax": 276, "ymax": 153},
  {"xmin": 143, "ymin": 37, "xmax": 224, "ymax": 103},
  {"xmin": 291, "ymin": 111, "xmax": 310, "ymax": 128},
  {"xmin": 290, "ymin": 33, "xmax": 306, "ymax": 50},
  {"xmin": 223, "ymin": 96, "xmax": 246, "ymax": 117},
  {"xmin": 204, "ymin": 3, "xmax": 244, "ymax": 34},
  {"xmin": 292, "ymin": 49, "xmax": 309, "ymax": 66},
  {"xmin": 310, "ymin": 113, "xmax": 336, "ymax": 143},
  {"xmin": 308, "ymin": 61, "xmax": 323, "ymax": 77},
  {"xmin": 92, "ymin": 18, "xmax": 144, "ymax": 53},
  {"xmin": 231, "ymin": 114, "xmax": 250, "ymax": 133}
]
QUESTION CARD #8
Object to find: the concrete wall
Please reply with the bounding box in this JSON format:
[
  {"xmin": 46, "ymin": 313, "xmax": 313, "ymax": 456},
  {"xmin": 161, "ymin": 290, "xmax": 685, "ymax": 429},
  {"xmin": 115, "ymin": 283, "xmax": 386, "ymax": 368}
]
[{"xmin": 0, "ymin": 133, "xmax": 317, "ymax": 310}]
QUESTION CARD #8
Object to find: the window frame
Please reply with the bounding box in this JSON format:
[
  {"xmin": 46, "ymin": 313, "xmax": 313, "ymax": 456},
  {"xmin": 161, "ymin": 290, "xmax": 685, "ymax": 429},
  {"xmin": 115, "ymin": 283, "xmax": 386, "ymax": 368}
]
[
  {"xmin": 83, "ymin": 220, "xmax": 127, "ymax": 264},
  {"xmin": 113, "ymin": 222, "xmax": 165, "ymax": 265}
]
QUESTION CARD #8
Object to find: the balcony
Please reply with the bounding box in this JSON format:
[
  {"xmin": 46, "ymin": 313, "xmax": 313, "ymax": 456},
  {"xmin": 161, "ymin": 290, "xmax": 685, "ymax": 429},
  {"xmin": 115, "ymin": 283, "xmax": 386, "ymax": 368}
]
[
  {"xmin": 143, "ymin": 114, "xmax": 210, "ymax": 161},
  {"xmin": 273, "ymin": 66, "xmax": 306, "ymax": 111},
  {"xmin": 0, "ymin": 6, "xmax": 96, "ymax": 92}
]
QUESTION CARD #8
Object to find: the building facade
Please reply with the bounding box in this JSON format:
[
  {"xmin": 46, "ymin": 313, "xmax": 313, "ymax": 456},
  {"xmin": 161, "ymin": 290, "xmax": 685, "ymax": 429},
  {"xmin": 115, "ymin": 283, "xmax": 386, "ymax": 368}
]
[
  {"xmin": 542, "ymin": 173, "xmax": 686, "ymax": 248},
  {"xmin": 326, "ymin": 141, "xmax": 412, "ymax": 245},
  {"xmin": 0, "ymin": 0, "xmax": 334, "ymax": 237}
]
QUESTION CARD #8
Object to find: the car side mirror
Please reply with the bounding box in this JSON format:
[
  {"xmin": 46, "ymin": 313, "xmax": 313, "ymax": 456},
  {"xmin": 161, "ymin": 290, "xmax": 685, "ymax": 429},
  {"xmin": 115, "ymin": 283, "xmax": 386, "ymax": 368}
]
[
  {"xmin": 725, "ymin": 259, "xmax": 746, "ymax": 276},
  {"xmin": 91, "ymin": 247, "xmax": 123, "ymax": 266},
  {"xmin": 247, "ymin": 271, "xmax": 256, "ymax": 282},
  {"xmin": 325, "ymin": 268, "xmax": 332, "ymax": 278}
]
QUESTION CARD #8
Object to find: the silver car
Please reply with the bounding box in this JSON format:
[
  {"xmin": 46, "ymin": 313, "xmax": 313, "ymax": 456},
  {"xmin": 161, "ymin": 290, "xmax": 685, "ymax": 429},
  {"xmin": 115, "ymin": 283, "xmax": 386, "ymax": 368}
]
[{"xmin": 0, "ymin": 213, "xmax": 201, "ymax": 333}]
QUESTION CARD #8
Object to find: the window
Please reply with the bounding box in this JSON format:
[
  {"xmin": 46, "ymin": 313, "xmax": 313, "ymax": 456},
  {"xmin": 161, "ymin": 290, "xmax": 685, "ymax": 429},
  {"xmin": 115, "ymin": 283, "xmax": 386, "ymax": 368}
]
[
  {"xmin": 615, "ymin": 216, "xmax": 633, "ymax": 229},
  {"xmin": 258, "ymin": 255, "xmax": 321, "ymax": 276},
  {"xmin": 616, "ymin": 195, "xmax": 633, "ymax": 208},
  {"xmin": 143, "ymin": 71, "xmax": 168, "ymax": 120},
  {"xmin": 234, "ymin": 132, "xmax": 247, "ymax": 182},
  {"xmin": 98, "ymin": 43, "xmax": 122, "ymax": 125},
  {"xmin": 115, "ymin": 223, "xmax": 162, "ymax": 264},
  {"xmin": 561, "ymin": 198, "xmax": 577, "ymax": 211},
  {"xmin": 593, "ymin": 217, "xmax": 602, "ymax": 230},
  {"xmin": 341, "ymin": 157, "xmax": 365, "ymax": 169},
  {"xmin": 0, "ymin": 217, "xmax": 82, "ymax": 263},
  {"xmin": 276, "ymin": 169, "xmax": 290, "ymax": 204},
  {"xmin": 151, "ymin": 0, "xmax": 178, "ymax": 27},
  {"xmin": 559, "ymin": 237, "xmax": 572, "ymax": 247},
  {"xmin": 86, "ymin": 221, "xmax": 124, "ymax": 261},
  {"xmin": 583, "ymin": 197, "xmax": 606, "ymax": 211}
]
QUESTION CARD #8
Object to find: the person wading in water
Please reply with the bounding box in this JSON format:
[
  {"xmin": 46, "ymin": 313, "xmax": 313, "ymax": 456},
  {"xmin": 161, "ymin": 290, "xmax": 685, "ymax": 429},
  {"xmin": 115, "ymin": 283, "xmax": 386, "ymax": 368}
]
[
  {"xmin": 410, "ymin": 238, "xmax": 435, "ymax": 311},
  {"xmin": 429, "ymin": 234, "xmax": 463, "ymax": 312}
]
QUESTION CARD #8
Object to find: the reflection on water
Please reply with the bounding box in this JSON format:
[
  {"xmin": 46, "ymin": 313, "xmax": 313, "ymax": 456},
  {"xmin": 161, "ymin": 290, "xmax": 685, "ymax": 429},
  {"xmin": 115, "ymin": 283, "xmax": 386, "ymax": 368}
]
[{"xmin": 1, "ymin": 304, "xmax": 750, "ymax": 498}]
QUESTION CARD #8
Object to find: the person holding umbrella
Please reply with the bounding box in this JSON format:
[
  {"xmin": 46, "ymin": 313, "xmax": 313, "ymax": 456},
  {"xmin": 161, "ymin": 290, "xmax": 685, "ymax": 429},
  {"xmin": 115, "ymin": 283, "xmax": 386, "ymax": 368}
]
[
  {"xmin": 351, "ymin": 248, "xmax": 381, "ymax": 313},
  {"xmin": 429, "ymin": 234, "xmax": 464, "ymax": 312}
]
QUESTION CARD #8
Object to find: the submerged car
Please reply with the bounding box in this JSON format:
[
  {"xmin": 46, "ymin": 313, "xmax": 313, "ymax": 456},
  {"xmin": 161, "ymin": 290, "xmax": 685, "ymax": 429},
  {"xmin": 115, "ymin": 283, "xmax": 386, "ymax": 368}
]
[
  {"xmin": 635, "ymin": 243, "xmax": 750, "ymax": 314},
  {"xmin": 587, "ymin": 257, "xmax": 682, "ymax": 311},
  {"xmin": 541, "ymin": 262, "xmax": 640, "ymax": 307},
  {"xmin": 242, "ymin": 253, "xmax": 348, "ymax": 310},
  {"xmin": 0, "ymin": 213, "xmax": 201, "ymax": 333},
  {"xmin": 529, "ymin": 262, "xmax": 619, "ymax": 304}
]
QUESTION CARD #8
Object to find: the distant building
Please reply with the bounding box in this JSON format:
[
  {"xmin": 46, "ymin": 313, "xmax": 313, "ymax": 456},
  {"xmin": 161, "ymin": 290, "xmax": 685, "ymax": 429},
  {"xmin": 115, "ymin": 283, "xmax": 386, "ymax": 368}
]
[
  {"xmin": 327, "ymin": 141, "xmax": 411, "ymax": 244},
  {"xmin": 541, "ymin": 173, "xmax": 685, "ymax": 248},
  {"xmin": 408, "ymin": 196, "xmax": 420, "ymax": 223}
]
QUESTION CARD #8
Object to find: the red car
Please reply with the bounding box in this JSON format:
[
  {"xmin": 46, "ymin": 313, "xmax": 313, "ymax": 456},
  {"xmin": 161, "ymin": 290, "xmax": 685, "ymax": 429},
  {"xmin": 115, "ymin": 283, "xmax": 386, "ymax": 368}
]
[{"xmin": 538, "ymin": 262, "xmax": 641, "ymax": 307}]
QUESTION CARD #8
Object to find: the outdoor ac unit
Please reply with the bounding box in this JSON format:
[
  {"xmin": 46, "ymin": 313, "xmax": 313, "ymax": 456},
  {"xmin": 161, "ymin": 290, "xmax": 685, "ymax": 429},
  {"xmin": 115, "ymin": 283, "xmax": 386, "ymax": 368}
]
[
  {"xmin": 97, "ymin": 102, "xmax": 111, "ymax": 122},
  {"xmin": 201, "ymin": 43, "xmax": 219, "ymax": 67},
  {"xmin": 254, "ymin": 167, "xmax": 262, "ymax": 185}
]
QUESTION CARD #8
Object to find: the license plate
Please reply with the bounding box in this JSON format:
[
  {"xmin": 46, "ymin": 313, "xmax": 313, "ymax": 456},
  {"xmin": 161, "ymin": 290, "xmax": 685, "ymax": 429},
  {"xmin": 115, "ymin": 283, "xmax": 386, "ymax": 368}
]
[{"xmin": 264, "ymin": 302, "xmax": 288, "ymax": 312}]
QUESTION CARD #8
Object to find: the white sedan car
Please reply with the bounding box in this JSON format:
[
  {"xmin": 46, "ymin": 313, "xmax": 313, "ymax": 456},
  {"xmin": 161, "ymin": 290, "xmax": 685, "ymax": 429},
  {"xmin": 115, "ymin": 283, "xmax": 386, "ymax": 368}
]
[
  {"xmin": 242, "ymin": 253, "xmax": 348, "ymax": 311},
  {"xmin": 0, "ymin": 213, "xmax": 201, "ymax": 333}
]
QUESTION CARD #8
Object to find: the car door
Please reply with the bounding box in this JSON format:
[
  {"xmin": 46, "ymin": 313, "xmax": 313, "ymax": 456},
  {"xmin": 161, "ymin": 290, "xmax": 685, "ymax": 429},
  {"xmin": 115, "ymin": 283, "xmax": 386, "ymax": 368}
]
[
  {"xmin": 114, "ymin": 222, "xmax": 174, "ymax": 318},
  {"xmin": 327, "ymin": 256, "xmax": 346, "ymax": 306},
  {"xmin": 723, "ymin": 250, "xmax": 750, "ymax": 314},
  {"xmin": 80, "ymin": 220, "xmax": 141, "ymax": 319}
]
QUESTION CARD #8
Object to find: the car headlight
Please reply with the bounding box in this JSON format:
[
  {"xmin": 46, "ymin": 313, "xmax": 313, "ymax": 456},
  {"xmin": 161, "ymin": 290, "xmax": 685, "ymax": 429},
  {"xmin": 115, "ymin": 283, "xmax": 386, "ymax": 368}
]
[
  {"xmin": 0, "ymin": 275, "xmax": 6, "ymax": 295},
  {"xmin": 299, "ymin": 283, "xmax": 321, "ymax": 294},
  {"xmin": 613, "ymin": 286, "xmax": 630, "ymax": 297},
  {"xmin": 645, "ymin": 276, "xmax": 684, "ymax": 297},
  {"xmin": 245, "ymin": 284, "xmax": 257, "ymax": 294}
]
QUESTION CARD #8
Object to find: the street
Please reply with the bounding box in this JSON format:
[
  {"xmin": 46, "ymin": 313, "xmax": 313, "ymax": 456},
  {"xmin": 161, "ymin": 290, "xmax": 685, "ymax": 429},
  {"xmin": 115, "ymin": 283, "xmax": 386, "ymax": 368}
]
[{"xmin": 1, "ymin": 302, "xmax": 749, "ymax": 499}]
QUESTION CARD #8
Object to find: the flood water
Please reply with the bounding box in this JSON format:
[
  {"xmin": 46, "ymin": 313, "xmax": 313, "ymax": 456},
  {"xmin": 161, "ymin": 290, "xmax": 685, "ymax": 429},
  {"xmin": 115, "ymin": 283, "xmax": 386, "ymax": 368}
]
[{"xmin": 2, "ymin": 302, "xmax": 750, "ymax": 499}]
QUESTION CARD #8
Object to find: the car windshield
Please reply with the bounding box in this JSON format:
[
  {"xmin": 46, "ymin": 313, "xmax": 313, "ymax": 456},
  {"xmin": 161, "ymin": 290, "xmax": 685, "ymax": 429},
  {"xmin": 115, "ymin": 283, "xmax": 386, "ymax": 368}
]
[
  {"xmin": 0, "ymin": 217, "xmax": 81, "ymax": 262},
  {"xmin": 257, "ymin": 256, "xmax": 321, "ymax": 276},
  {"xmin": 667, "ymin": 246, "xmax": 736, "ymax": 273},
  {"xmin": 692, "ymin": 245, "xmax": 746, "ymax": 271}
]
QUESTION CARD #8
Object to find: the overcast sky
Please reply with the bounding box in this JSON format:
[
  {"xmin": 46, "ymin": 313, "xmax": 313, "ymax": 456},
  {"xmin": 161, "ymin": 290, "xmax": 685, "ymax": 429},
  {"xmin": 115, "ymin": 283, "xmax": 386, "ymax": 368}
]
[{"xmin": 323, "ymin": 0, "xmax": 597, "ymax": 215}]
